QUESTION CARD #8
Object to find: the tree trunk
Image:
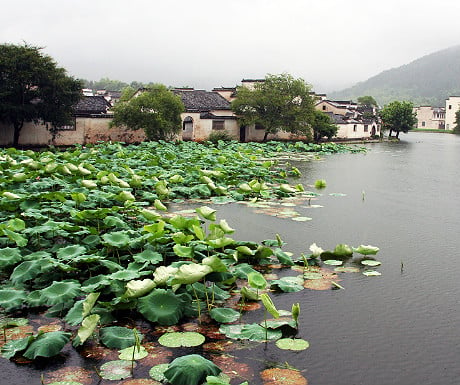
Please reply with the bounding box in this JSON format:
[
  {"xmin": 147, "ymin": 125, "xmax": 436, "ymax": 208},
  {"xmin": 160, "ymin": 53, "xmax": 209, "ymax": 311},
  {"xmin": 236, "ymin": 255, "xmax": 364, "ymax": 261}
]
[
  {"xmin": 263, "ymin": 130, "xmax": 269, "ymax": 142},
  {"xmin": 13, "ymin": 121, "xmax": 23, "ymax": 147},
  {"xmin": 396, "ymin": 130, "xmax": 400, "ymax": 139}
]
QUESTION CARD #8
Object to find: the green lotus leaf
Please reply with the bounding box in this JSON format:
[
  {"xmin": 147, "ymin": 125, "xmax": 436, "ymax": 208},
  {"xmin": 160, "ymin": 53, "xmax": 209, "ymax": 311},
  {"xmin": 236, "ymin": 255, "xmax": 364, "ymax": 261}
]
[
  {"xmin": 118, "ymin": 345, "xmax": 148, "ymax": 360},
  {"xmin": 117, "ymin": 190, "xmax": 135, "ymax": 202},
  {"xmin": 191, "ymin": 224, "xmax": 206, "ymax": 240},
  {"xmin": 74, "ymin": 314, "xmax": 100, "ymax": 346},
  {"xmin": 109, "ymin": 269, "xmax": 141, "ymax": 281},
  {"xmin": 149, "ymin": 363, "xmax": 169, "ymax": 382},
  {"xmin": 0, "ymin": 317, "xmax": 28, "ymax": 328},
  {"xmin": 323, "ymin": 259, "xmax": 343, "ymax": 266},
  {"xmin": 10, "ymin": 260, "xmax": 42, "ymax": 284},
  {"xmin": 206, "ymin": 237, "xmax": 235, "ymax": 249},
  {"xmin": 100, "ymin": 326, "xmax": 143, "ymax": 349},
  {"xmin": 164, "ymin": 354, "xmax": 221, "ymax": 385},
  {"xmin": 0, "ymin": 247, "xmax": 22, "ymax": 269},
  {"xmin": 262, "ymin": 318, "xmax": 297, "ymax": 330},
  {"xmin": 220, "ymin": 323, "xmax": 282, "ymax": 341},
  {"xmin": 40, "ymin": 280, "xmax": 81, "ymax": 306},
  {"xmin": 361, "ymin": 259, "xmax": 381, "ymax": 266},
  {"xmin": 137, "ymin": 289, "xmax": 185, "ymax": 325},
  {"xmin": 1, "ymin": 335, "xmax": 34, "ymax": 359},
  {"xmin": 333, "ymin": 244, "xmax": 353, "ymax": 256},
  {"xmin": 23, "ymin": 331, "xmax": 71, "ymax": 359},
  {"xmin": 217, "ymin": 219, "xmax": 234, "ymax": 234},
  {"xmin": 275, "ymin": 338, "xmax": 310, "ymax": 351},
  {"xmin": 153, "ymin": 265, "xmax": 178, "ymax": 286},
  {"xmin": 270, "ymin": 276, "xmax": 305, "ymax": 292},
  {"xmin": 202, "ymin": 255, "xmax": 228, "ymax": 272},
  {"xmin": 173, "ymin": 244, "xmax": 194, "ymax": 259},
  {"xmin": 154, "ymin": 199, "xmax": 168, "ymax": 211},
  {"xmin": 158, "ymin": 332, "xmax": 205, "ymax": 348},
  {"xmin": 140, "ymin": 208, "xmax": 161, "ymax": 221},
  {"xmin": 236, "ymin": 246, "xmax": 254, "ymax": 256},
  {"xmin": 102, "ymin": 231, "xmax": 130, "ymax": 248},
  {"xmin": 209, "ymin": 307, "xmax": 240, "ymax": 323},
  {"xmin": 133, "ymin": 249, "xmax": 163, "ymax": 264},
  {"xmin": 303, "ymin": 271, "xmax": 323, "ymax": 279},
  {"xmin": 247, "ymin": 271, "xmax": 267, "ymax": 290},
  {"xmin": 273, "ymin": 249, "xmax": 294, "ymax": 265},
  {"xmin": 240, "ymin": 286, "xmax": 260, "ymax": 301},
  {"xmin": 56, "ymin": 245, "xmax": 87, "ymax": 260},
  {"xmin": 170, "ymin": 263, "xmax": 212, "ymax": 285},
  {"xmin": 196, "ymin": 206, "xmax": 217, "ymax": 221},
  {"xmin": 353, "ymin": 244, "xmax": 380, "ymax": 255},
  {"xmin": 0, "ymin": 289, "xmax": 27, "ymax": 311},
  {"xmin": 99, "ymin": 360, "xmax": 134, "ymax": 380},
  {"xmin": 121, "ymin": 279, "xmax": 155, "ymax": 300},
  {"xmin": 260, "ymin": 293, "xmax": 280, "ymax": 319},
  {"xmin": 363, "ymin": 270, "xmax": 382, "ymax": 276}
]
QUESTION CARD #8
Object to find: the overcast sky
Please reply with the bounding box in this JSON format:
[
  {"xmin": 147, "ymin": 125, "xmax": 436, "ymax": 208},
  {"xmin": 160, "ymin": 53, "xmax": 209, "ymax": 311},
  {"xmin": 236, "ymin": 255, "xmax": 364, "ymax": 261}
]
[{"xmin": 2, "ymin": 0, "xmax": 459, "ymax": 93}]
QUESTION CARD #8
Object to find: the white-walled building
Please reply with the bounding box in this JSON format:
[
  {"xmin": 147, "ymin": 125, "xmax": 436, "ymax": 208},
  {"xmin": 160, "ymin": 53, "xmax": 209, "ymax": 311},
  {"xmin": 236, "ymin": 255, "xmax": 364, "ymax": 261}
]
[{"xmin": 445, "ymin": 96, "xmax": 460, "ymax": 130}]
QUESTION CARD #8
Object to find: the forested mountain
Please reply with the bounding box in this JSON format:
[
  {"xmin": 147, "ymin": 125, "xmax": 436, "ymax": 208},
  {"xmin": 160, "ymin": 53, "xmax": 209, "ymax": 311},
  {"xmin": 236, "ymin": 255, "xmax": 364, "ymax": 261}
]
[{"xmin": 329, "ymin": 45, "xmax": 460, "ymax": 107}]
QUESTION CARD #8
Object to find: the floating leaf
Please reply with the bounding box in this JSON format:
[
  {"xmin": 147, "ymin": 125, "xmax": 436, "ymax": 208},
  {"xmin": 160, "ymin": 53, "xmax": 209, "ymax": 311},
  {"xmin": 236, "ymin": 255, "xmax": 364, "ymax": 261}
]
[
  {"xmin": 361, "ymin": 259, "xmax": 381, "ymax": 266},
  {"xmin": 138, "ymin": 289, "xmax": 186, "ymax": 325},
  {"xmin": 323, "ymin": 259, "xmax": 343, "ymax": 266},
  {"xmin": 291, "ymin": 216, "xmax": 312, "ymax": 222},
  {"xmin": 118, "ymin": 345, "xmax": 148, "ymax": 360},
  {"xmin": 271, "ymin": 276, "xmax": 304, "ymax": 293},
  {"xmin": 164, "ymin": 354, "xmax": 221, "ymax": 385},
  {"xmin": 247, "ymin": 271, "xmax": 267, "ymax": 290},
  {"xmin": 362, "ymin": 270, "xmax": 382, "ymax": 276},
  {"xmin": 99, "ymin": 360, "xmax": 134, "ymax": 380},
  {"xmin": 353, "ymin": 244, "xmax": 380, "ymax": 255},
  {"xmin": 158, "ymin": 332, "xmax": 205, "ymax": 348},
  {"xmin": 275, "ymin": 338, "xmax": 310, "ymax": 351},
  {"xmin": 334, "ymin": 266, "xmax": 360, "ymax": 273},
  {"xmin": 149, "ymin": 363, "xmax": 169, "ymax": 381}
]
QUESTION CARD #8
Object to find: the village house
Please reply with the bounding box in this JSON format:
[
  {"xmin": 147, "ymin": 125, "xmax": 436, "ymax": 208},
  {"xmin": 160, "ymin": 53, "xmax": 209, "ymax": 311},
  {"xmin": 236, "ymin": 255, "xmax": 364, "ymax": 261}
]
[
  {"xmin": 413, "ymin": 106, "xmax": 445, "ymax": 129},
  {"xmin": 444, "ymin": 96, "xmax": 460, "ymax": 130}
]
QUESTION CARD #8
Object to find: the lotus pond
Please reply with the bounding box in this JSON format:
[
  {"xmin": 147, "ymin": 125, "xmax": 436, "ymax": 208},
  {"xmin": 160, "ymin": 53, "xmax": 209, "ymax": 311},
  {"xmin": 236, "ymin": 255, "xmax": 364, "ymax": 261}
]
[{"xmin": 2, "ymin": 134, "xmax": 458, "ymax": 385}]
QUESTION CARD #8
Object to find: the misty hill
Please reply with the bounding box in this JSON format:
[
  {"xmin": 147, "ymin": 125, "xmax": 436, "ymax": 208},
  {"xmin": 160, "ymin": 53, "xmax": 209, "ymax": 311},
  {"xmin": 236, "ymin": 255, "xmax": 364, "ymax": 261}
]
[{"xmin": 329, "ymin": 45, "xmax": 460, "ymax": 107}]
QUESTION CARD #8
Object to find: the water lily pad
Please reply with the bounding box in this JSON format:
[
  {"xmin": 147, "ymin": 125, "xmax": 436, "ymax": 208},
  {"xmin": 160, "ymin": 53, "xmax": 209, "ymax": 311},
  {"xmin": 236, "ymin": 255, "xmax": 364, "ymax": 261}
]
[
  {"xmin": 303, "ymin": 272, "xmax": 323, "ymax": 280},
  {"xmin": 334, "ymin": 266, "xmax": 361, "ymax": 273},
  {"xmin": 118, "ymin": 345, "xmax": 148, "ymax": 360},
  {"xmin": 260, "ymin": 368, "xmax": 307, "ymax": 385},
  {"xmin": 329, "ymin": 193, "xmax": 347, "ymax": 197},
  {"xmin": 361, "ymin": 260, "xmax": 381, "ymax": 266},
  {"xmin": 362, "ymin": 270, "xmax": 382, "ymax": 276},
  {"xmin": 209, "ymin": 307, "xmax": 241, "ymax": 323},
  {"xmin": 149, "ymin": 363, "xmax": 169, "ymax": 382},
  {"xmin": 270, "ymin": 276, "xmax": 304, "ymax": 292},
  {"xmin": 99, "ymin": 360, "xmax": 134, "ymax": 380},
  {"xmin": 158, "ymin": 331, "xmax": 205, "ymax": 348},
  {"xmin": 291, "ymin": 216, "xmax": 312, "ymax": 222},
  {"xmin": 323, "ymin": 259, "xmax": 343, "ymax": 266},
  {"xmin": 275, "ymin": 338, "xmax": 310, "ymax": 351}
]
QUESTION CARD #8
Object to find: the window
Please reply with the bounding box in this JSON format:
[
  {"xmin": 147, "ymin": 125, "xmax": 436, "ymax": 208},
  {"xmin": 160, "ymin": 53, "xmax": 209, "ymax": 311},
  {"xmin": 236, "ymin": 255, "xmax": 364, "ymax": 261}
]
[
  {"xmin": 212, "ymin": 120, "xmax": 225, "ymax": 130},
  {"xmin": 421, "ymin": 121, "xmax": 425, "ymax": 127},
  {"xmin": 255, "ymin": 123, "xmax": 265, "ymax": 130},
  {"xmin": 353, "ymin": 124, "xmax": 357, "ymax": 132},
  {"xmin": 322, "ymin": 105, "xmax": 326, "ymax": 111},
  {"xmin": 364, "ymin": 125, "xmax": 368, "ymax": 132},
  {"xmin": 449, "ymin": 105, "xmax": 452, "ymax": 110}
]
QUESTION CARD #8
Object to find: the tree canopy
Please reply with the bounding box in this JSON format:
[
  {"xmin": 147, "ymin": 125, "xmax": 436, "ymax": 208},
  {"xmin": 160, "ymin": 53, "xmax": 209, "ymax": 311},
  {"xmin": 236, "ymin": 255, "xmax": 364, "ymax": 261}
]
[
  {"xmin": 357, "ymin": 96, "xmax": 378, "ymax": 107},
  {"xmin": 453, "ymin": 110, "xmax": 460, "ymax": 134},
  {"xmin": 110, "ymin": 84, "xmax": 184, "ymax": 141},
  {"xmin": 231, "ymin": 74, "xmax": 316, "ymax": 141},
  {"xmin": 379, "ymin": 101, "xmax": 417, "ymax": 139},
  {"xmin": 312, "ymin": 110, "xmax": 338, "ymax": 142},
  {"xmin": 0, "ymin": 43, "xmax": 82, "ymax": 146}
]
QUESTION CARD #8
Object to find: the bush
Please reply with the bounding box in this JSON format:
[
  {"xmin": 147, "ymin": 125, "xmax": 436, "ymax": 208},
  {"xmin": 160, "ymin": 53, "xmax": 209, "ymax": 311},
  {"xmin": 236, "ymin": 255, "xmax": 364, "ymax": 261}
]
[{"xmin": 207, "ymin": 131, "xmax": 235, "ymax": 143}]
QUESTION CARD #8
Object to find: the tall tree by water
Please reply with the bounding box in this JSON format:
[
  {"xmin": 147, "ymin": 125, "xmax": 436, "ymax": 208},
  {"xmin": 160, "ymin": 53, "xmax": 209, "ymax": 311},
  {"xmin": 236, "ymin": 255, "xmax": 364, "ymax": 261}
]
[
  {"xmin": 453, "ymin": 110, "xmax": 460, "ymax": 134},
  {"xmin": 110, "ymin": 84, "xmax": 184, "ymax": 141},
  {"xmin": 0, "ymin": 43, "xmax": 82, "ymax": 146},
  {"xmin": 231, "ymin": 74, "xmax": 316, "ymax": 141},
  {"xmin": 379, "ymin": 101, "xmax": 417, "ymax": 139},
  {"xmin": 312, "ymin": 110, "xmax": 338, "ymax": 142}
]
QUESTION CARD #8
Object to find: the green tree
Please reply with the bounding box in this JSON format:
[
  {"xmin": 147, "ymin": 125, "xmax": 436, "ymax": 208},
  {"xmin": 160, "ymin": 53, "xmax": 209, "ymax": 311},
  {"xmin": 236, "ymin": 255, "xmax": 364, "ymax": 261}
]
[
  {"xmin": 110, "ymin": 84, "xmax": 184, "ymax": 141},
  {"xmin": 0, "ymin": 43, "xmax": 82, "ymax": 146},
  {"xmin": 357, "ymin": 96, "xmax": 378, "ymax": 107},
  {"xmin": 312, "ymin": 110, "xmax": 338, "ymax": 142},
  {"xmin": 379, "ymin": 101, "xmax": 417, "ymax": 139},
  {"xmin": 453, "ymin": 110, "xmax": 460, "ymax": 134},
  {"xmin": 231, "ymin": 73, "xmax": 316, "ymax": 141}
]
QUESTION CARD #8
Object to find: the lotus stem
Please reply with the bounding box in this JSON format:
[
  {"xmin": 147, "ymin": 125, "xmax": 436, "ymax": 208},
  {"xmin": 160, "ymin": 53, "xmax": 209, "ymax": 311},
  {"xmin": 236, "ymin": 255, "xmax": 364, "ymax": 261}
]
[{"xmin": 191, "ymin": 285, "xmax": 202, "ymax": 324}]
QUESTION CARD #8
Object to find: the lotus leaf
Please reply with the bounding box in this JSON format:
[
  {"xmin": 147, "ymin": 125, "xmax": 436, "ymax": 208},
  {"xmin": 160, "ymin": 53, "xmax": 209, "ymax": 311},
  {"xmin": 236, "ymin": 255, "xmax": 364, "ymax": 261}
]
[
  {"xmin": 100, "ymin": 326, "xmax": 143, "ymax": 349},
  {"xmin": 361, "ymin": 259, "xmax": 381, "ymax": 266},
  {"xmin": 133, "ymin": 249, "xmax": 163, "ymax": 264},
  {"xmin": 333, "ymin": 243, "xmax": 353, "ymax": 257},
  {"xmin": 323, "ymin": 259, "xmax": 343, "ymax": 266},
  {"xmin": 240, "ymin": 286, "xmax": 260, "ymax": 301},
  {"xmin": 99, "ymin": 360, "xmax": 134, "ymax": 380},
  {"xmin": 74, "ymin": 314, "xmax": 100, "ymax": 346},
  {"xmin": 353, "ymin": 244, "xmax": 380, "ymax": 255},
  {"xmin": 173, "ymin": 244, "xmax": 194, "ymax": 259},
  {"xmin": 153, "ymin": 266, "xmax": 178, "ymax": 286},
  {"xmin": 202, "ymin": 255, "xmax": 228, "ymax": 272},
  {"xmin": 0, "ymin": 247, "xmax": 22, "ymax": 269},
  {"xmin": 273, "ymin": 249, "xmax": 294, "ymax": 265},
  {"xmin": 260, "ymin": 293, "xmax": 280, "ymax": 319},
  {"xmin": 0, "ymin": 289, "xmax": 27, "ymax": 311},
  {"xmin": 10, "ymin": 260, "xmax": 42, "ymax": 284},
  {"xmin": 102, "ymin": 231, "xmax": 130, "ymax": 248},
  {"xmin": 270, "ymin": 276, "xmax": 304, "ymax": 292},
  {"xmin": 23, "ymin": 331, "xmax": 71, "ymax": 359},
  {"xmin": 110, "ymin": 269, "xmax": 141, "ymax": 281},
  {"xmin": 209, "ymin": 307, "xmax": 240, "ymax": 323},
  {"xmin": 40, "ymin": 280, "xmax": 81, "ymax": 306},
  {"xmin": 1, "ymin": 335, "xmax": 34, "ymax": 359},
  {"xmin": 170, "ymin": 263, "xmax": 212, "ymax": 285},
  {"xmin": 275, "ymin": 338, "xmax": 310, "ymax": 351},
  {"xmin": 123, "ymin": 279, "xmax": 156, "ymax": 299},
  {"xmin": 164, "ymin": 354, "xmax": 221, "ymax": 385},
  {"xmin": 158, "ymin": 332, "xmax": 205, "ymax": 347},
  {"xmin": 247, "ymin": 272, "xmax": 267, "ymax": 290},
  {"xmin": 206, "ymin": 237, "xmax": 235, "ymax": 249},
  {"xmin": 196, "ymin": 206, "xmax": 217, "ymax": 221},
  {"xmin": 363, "ymin": 270, "xmax": 382, "ymax": 276},
  {"xmin": 149, "ymin": 363, "xmax": 169, "ymax": 382},
  {"xmin": 118, "ymin": 345, "xmax": 148, "ymax": 360},
  {"xmin": 56, "ymin": 245, "xmax": 87, "ymax": 260},
  {"xmin": 137, "ymin": 289, "xmax": 185, "ymax": 325}
]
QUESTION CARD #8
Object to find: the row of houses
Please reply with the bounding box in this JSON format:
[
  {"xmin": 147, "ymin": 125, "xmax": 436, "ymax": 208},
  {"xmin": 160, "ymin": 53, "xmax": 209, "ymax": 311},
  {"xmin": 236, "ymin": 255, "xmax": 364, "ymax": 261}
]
[
  {"xmin": 413, "ymin": 96, "xmax": 460, "ymax": 130},
  {"xmin": 0, "ymin": 79, "xmax": 381, "ymax": 147}
]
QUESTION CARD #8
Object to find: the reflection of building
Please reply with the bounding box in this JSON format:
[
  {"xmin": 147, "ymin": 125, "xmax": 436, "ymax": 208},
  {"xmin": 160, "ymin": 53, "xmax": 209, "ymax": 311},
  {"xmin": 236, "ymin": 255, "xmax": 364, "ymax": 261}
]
[
  {"xmin": 413, "ymin": 106, "xmax": 445, "ymax": 129},
  {"xmin": 445, "ymin": 96, "xmax": 460, "ymax": 130}
]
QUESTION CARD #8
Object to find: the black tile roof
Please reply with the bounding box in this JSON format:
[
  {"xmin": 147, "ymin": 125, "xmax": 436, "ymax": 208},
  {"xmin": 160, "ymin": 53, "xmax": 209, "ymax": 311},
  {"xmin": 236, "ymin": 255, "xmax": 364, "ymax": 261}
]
[
  {"xmin": 74, "ymin": 96, "xmax": 111, "ymax": 116},
  {"xmin": 173, "ymin": 89, "xmax": 231, "ymax": 112}
]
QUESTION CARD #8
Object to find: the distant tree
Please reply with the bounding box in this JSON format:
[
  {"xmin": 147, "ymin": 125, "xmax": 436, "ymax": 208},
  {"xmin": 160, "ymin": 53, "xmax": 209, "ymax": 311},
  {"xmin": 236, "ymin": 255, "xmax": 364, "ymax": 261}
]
[
  {"xmin": 110, "ymin": 84, "xmax": 184, "ymax": 141},
  {"xmin": 357, "ymin": 96, "xmax": 378, "ymax": 107},
  {"xmin": 231, "ymin": 73, "xmax": 316, "ymax": 141},
  {"xmin": 312, "ymin": 110, "xmax": 338, "ymax": 142},
  {"xmin": 0, "ymin": 43, "xmax": 82, "ymax": 146},
  {"xmin": 453, "ymin": 110, "xmax": 460, "ymax": 134},
  {"xmin": 379, "ymin": 101, "xmax": 417, "ymax": 139}
]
